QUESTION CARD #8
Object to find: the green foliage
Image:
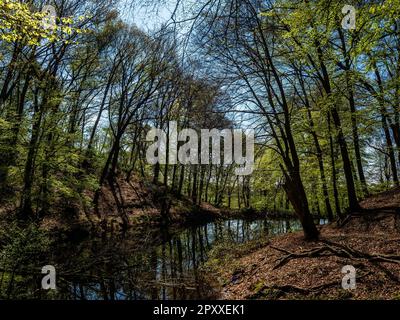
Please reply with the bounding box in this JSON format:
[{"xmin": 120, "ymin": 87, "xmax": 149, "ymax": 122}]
[
  {"xmin": 0, "ymin": 222, "xmax": 50, "ymax": 270},
  {"xmin": 0, "ymin": 0, "xmax": 87, "ymax": 45}
]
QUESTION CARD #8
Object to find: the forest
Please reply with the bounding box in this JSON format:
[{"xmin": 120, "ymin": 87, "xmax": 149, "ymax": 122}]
[{"xmin": 1, "ymin": 0, "xmax": 400, "ymax": 300}]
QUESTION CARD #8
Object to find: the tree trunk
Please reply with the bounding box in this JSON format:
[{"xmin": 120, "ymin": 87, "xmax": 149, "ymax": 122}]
[
  {"xmin": 328, "ymin": 114, "xmax": 342, "ymax": 217},
  {"xmin": 282, "ymin": 167, "xmax": 319, "ymax": 240}
]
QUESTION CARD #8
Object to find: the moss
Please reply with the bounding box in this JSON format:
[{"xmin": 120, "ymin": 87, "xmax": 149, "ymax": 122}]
[
  {"xmin": 202, "ymin": 237, "xmax": 270, "ymax": 290},
  {"xmin": 393, "ymin": 293, "xmax": 400, "ymax": 300},
  {"xmin": 337, "ymin": 290, "xmax": 354, "ymax": 300},
  {"xmin": 252, "ymin": 281, "xmax": 266, "ymax": 293}
]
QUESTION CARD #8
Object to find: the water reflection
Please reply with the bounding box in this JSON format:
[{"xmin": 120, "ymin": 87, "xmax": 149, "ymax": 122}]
[{"xmin": 1, "ymin": 218, "xmax": 303, "ymax": 300}]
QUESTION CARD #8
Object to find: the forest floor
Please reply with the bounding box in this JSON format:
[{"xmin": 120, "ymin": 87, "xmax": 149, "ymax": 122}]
[
  {"xmin": 0, "ymin": 175, "xmax": 225, "ymax": 237},
  {"xmin": 34, "ymin": 176, "xmax": 228, "ymax": 236},
  {"xmin": 204, "ymin": 188, "xmax": 400, "ymax": 300}
]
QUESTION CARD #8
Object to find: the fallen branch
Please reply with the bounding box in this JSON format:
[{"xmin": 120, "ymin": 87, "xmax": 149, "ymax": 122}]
[{"xmin": 270, "ymin": 241, "xmax": 400, "ymax": 270}]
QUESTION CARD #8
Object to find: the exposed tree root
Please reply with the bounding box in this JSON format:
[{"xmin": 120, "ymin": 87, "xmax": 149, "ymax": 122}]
[
  {"xmin": 270, "ymin": 240, "xmax": 400, "ymax": 271},
  {"xmin": 338, "ymin": 208, "xmax": 400, "ymax": 228},
  {"xmin": 268, "ymin": 240, "xmax": 400, "ymax": 294},
  {"xmin": 248, "ymin": 271, "xmax": 371, "ymax": 299}
]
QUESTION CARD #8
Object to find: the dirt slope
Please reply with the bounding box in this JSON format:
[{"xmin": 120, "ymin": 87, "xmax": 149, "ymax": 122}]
[{"xmin": 206, "ymin": 188, "xmax": 400, "ymax": 300}]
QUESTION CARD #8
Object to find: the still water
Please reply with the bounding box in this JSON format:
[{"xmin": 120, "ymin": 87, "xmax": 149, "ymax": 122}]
[{"xmin": 3, "ymin": 218, "xmax": 304, "ymax": 300}]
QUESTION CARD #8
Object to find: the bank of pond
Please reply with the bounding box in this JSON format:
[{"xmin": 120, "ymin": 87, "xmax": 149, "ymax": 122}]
[{"xmin": 0, "ymin": 216, "xmax": 328, "ymax": 300}]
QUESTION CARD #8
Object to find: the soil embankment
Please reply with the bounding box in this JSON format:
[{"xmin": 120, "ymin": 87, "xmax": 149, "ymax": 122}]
[
  {"xmin": 34, "ymin": 176, "xmax": 249, "ymax": 237},
  {"xmin": 204, "ymin": 188, "xmax": 400, "ymax": 300}
]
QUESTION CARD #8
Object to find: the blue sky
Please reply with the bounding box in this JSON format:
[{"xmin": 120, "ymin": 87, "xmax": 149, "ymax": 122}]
[{"xmin": 119, "ymin": 0, "xmax": 175, "ymax": 32}]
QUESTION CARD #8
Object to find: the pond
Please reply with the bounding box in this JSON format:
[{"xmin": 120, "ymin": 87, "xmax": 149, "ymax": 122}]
[{"xmin": 2, "ymin": 218, "xmax": 309, "ymax": 300}]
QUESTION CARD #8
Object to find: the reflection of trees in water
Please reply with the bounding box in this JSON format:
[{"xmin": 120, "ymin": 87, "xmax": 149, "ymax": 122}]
[{"xmin": 2, "ymin": 218, "xmax": 302, "ymax": 300}]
